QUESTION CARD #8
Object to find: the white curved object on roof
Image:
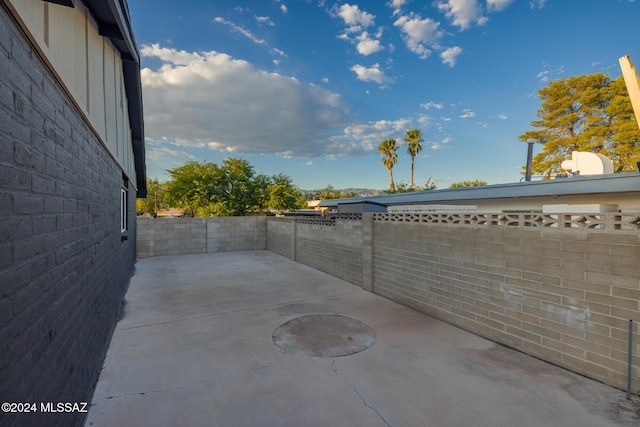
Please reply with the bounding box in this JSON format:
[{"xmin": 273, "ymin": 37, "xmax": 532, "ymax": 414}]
[{"xmin": 560, "ymin": 151, "xmax": 613, "ymax": 175}]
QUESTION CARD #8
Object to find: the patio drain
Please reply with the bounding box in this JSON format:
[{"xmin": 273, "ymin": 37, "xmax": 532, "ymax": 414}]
[{"xmin": 273, "ymin": 314, "xmax": 375, "ymax": 357}]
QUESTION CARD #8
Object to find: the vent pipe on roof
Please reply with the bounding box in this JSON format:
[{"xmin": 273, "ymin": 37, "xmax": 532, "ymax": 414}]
[{"xmin": 560, "ymin": 151, "xmax": 613, "ymax": 176}]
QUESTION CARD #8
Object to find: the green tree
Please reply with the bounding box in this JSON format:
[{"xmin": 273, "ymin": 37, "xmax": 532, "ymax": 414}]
[
  {"xmin": 165, "ymin": 160, "xmax": 223, "ymax": 217},
  {"xmin": 216, "ymin": 158, "xmax": 260, "ymax": 216},
  {"xmin": 449, "ymin": 180, "xmax": 487, "ymax": 188},
  {"xmin": 603, "ymin": 76, "xmax": 640, "ymax": 171},
  {"xmin": 404, "ymin": 129, "xmax": 423, "ymax": 188},
  {"xmin": 378, "ymin": 139, "xmax": 398, "ymax": 192},
  {"xmin": 163, "ymin": 158, "xmax": 304, "ymax": 217},
  {"xmin": 384, "ymin": 178, "xmax": 436, "ymax": 194},
  {"xmin": 519, "ymin": 74, "xmax": 640, "ymax": 177},
  {"xmin": 307, "ymin": 185, "xmax": 359, "ymax": 200},
  {"xmin": 266, "ymin": 174, "xmax": 307, "ymax": 214},
  {"xmin": 136, "ymin": 178, "xmax": 167, "ymax": 215}
]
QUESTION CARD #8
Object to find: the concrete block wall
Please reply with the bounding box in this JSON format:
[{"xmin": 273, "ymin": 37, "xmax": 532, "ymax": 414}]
[
  {"xmin": 266, "ymin": 218, "xmax": 296, "ymax": 260},
  {"xmin": 137, "ymin": 217, "xmax": 266, "ymax": 258},
  {"xmin": 266, "ymin": 218, "xmax": 365, "ymax": 286},
  {"xmin": 137, "ymin": 218, "xmax": 207, "ymax": 257},
  {"xmin": 295, "ymin": 220, "xmax": 364, "ymax": 286},
  {"xmin": 266, "ymin": 215, "xmax": 640, "ymax": 394},
  {"xmin": 208, "ymin": 216, "xmax": 266, "ymax": 253},
  {"xmin": 372, "ymin": 221, "xmax": 640, "ymax": 394},
  {"xmin": 0, "ymin": 5, "xmax": 137, "ymax": 427}
]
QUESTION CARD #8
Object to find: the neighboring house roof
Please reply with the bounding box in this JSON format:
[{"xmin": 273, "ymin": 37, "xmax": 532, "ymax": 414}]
[
  {"xmin": 157, "ymin": 208, "xmax": 185, "ymax": 217},
  {"xmin": 46, "ymin": 0, "xmax": 146, "ymax": 197},
  {"xmin": 318, "ymin": 173, "xmax": 640, "ymax": 212}
]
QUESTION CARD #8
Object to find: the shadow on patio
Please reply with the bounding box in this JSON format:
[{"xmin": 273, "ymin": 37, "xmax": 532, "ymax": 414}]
[{"xmin": 85, "ymin": 251, "xmax": 638, "ymax": 427}]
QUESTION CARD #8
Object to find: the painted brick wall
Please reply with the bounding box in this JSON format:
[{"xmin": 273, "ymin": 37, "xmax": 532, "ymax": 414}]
[
  {"xmin": 266, "ymin": 215, "xmax": 640, "ymax": 394},
  {"xmin": 0, "ymin": 5, "xmax": 136, "ymax": 427},
  {"xmin": 137, "ymin": 217, "xmax": 267, "ymax": 258}
]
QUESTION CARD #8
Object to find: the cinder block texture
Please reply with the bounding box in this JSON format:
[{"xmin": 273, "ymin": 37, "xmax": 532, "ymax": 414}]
[
  {"xmin": 137, "ymin": 217, "xmax": 266, "ymax": 258},
  {"xmin": 137, "ymin": 218, "xmax": 206, "ymax": 258},
  {"xmin": 0, "ymin": 6, "xmax": 136, "ymax": 427},
  {"xmin": 264, "ymin": 215, "xmax": 640, "ymax": 395},
  {"xmin": 209, "ymin": 216, "xmax": 266, "ymax": 253},
  {"xmin": 295, "ymin": 220, "xmax": 363, "ymax": 286},
  {"xmin": 371, "ymin": 221, "xmax": 640, "ymax": 394},
  {"xmin": 266, "ymin": 218, "xmax": 295, "ymax": 260}
]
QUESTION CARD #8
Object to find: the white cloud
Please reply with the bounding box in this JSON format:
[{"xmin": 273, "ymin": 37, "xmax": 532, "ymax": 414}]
[
  {"xmin": 356, "ymin": 32, "xmax": 384, "ymax": 55},
  {"xmin": 214, "ymin": 17, "xmax": 266, "ymax": 45},
  {"xmin": 388, "ymin": 0, "xmax": 408, "ymax": 15},
  {"xmin": 394, "ymin": 13, "xmax": 443, "ymax": 59},
  {"xmin": 322, "ymin": 77, "xmax": 329, "ymax": 83},
  {"xmin": 536, "ymin": 65, "xmax": 565, "ymax": 83},
  {"xmin": 333, "ymin": 5, "xmax": 384, "ymax": 60},
  {"xmin": 537, "ymin": 70, "xmax": 549, "ymax": 82},
  {"xmin": 274, "ymin": 0, "xmax": 288, "ymax": 13},
  {"xmin": 350, "ymin": 64, "xmax": 395, "ymax": 85},
  {"xmin": 336, "ymin": 4, "xmax": 375, "ymax": 29},
  {"xmin": 146, "ymin": 145, "xmax": 195, "ymax": 160},
  {"xmin": 416, "ymin": 115, "xmax": 430, "ymax": 127},
  {"xmin": 420, "ymin": 101, "xmax": 443, "ymax": 110},
  {"xmin": 388, "ymin": 0, "xmax": 408, "ymax": 7},
  {"xmin": 529, "ymin": 0, "xmax": 546, "ymax": 9},
  {"xmin": 440, "ymin": 46, "xmax": 463, "ymax": 67},
  {"xmin": 486, "ymin": 0, "xmax": 514, "ymax": 12},
  {"xmin": 497, "ymin": 114, "xmax": 508, "ymax": 120},
  {"xmin": 140, "ymin": 44, "xmax": 352, "ymax": 157},
  {"xmin": 327, "ymin": 118, "xmax": 412, "ymax": 156},
  {"xmin": 436, "ymin": 0, "xmax": 487, "ymax": 30},
  {"xmin": 255, "ymin": 15, "xmax": 275, "ymax": 26},
  {"xmin": 459, "ymin": 108, "xmax": 475, "ymax": 118}
]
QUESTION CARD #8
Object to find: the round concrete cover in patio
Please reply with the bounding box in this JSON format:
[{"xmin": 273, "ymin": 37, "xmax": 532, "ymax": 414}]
[{"xmin": 273, "ymin": 314, "xmax": 376, "ymax": 357}]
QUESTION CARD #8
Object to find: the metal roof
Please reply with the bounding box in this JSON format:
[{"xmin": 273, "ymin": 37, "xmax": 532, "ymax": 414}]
[{"xmin": 318, "ymin": 173, "xmax": 640, "ymax": 208}]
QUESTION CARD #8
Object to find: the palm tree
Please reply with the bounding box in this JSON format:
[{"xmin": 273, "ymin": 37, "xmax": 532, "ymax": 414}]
[
  {"xmin": 378, "ymin": 139, "xmax": 398, "ymax": 192},
  {"xmin": 404, "ymin": 129, "xmax": 423, "ymax": 188}
]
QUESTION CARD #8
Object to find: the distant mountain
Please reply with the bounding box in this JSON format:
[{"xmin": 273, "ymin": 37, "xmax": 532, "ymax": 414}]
[
  {"xmin": 300, "ymin": 188, "xmax": 383, "ymax": 199},
  {"xmin": 340, "ymin": 188, "xmax": 383, "ymax": 197}
]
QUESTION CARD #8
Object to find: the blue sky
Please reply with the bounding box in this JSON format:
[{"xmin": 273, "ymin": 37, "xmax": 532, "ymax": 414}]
[{"xmin": 129, "ymin": 0, "xmax": 639, "ymax": 190}]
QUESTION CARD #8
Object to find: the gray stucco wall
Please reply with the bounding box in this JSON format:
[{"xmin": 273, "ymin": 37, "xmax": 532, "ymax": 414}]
[{"xmin": 0, "ymin": 5, "xmax": 136, "ymax": 427}]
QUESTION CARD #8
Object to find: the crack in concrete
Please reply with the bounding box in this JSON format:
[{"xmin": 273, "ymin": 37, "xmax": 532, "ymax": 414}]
[
  {"xmin": 94, "ymin": 361, "xmax": 278, "ymax": 402},
  {"xmin": 330, "ymin": 359, "xmax": 392, "ymax": 427}
]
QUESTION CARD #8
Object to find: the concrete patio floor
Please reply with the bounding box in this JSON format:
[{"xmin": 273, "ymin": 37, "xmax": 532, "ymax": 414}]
[{"xmin": 85, "ymin": 251, "xmax": 639, "ymax": 427}]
